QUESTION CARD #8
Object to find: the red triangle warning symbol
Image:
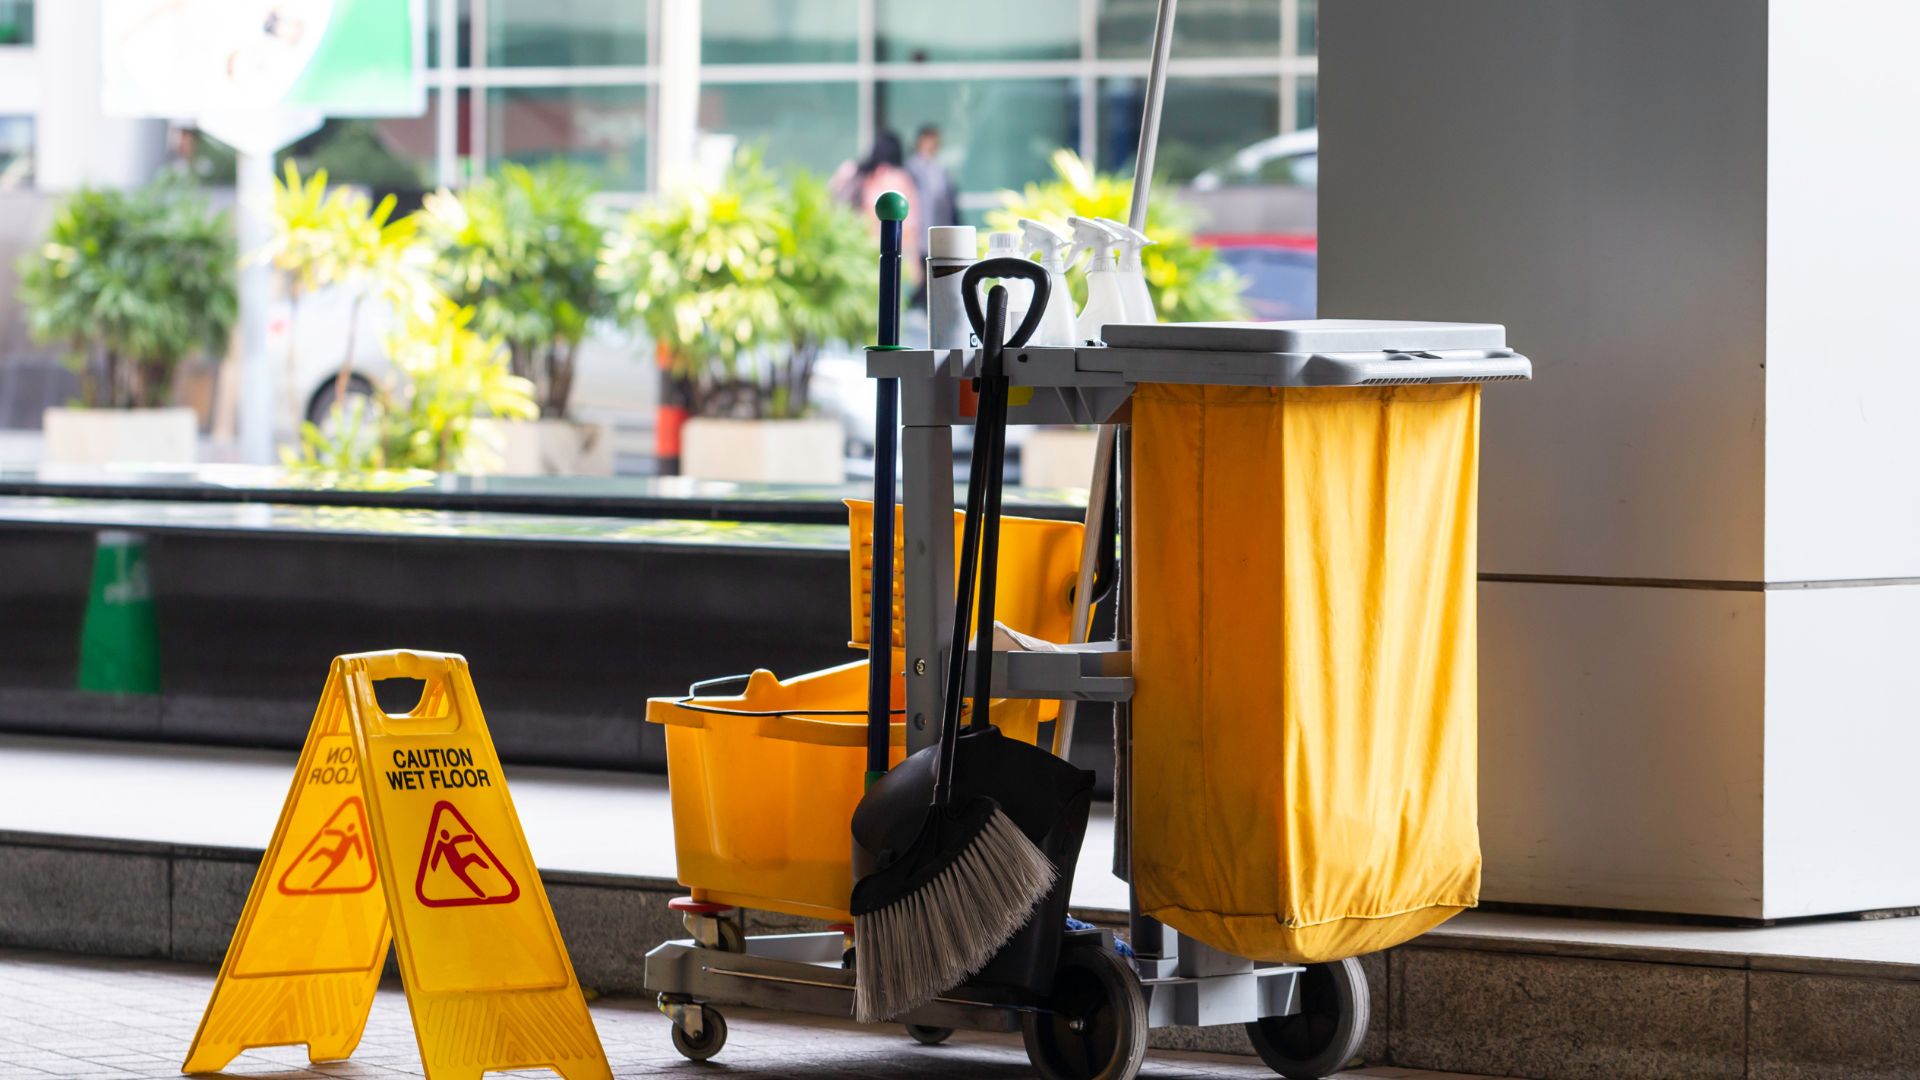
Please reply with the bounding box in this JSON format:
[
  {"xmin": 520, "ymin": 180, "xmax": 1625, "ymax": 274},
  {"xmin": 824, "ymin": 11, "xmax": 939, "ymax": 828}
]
[
  {"xmin": 414, "ymin": 800, "xmax": 520, "ymax": 908},
  {"xmin": 277, "ymin": 797, "xmax": 376, "ymax": 895}
]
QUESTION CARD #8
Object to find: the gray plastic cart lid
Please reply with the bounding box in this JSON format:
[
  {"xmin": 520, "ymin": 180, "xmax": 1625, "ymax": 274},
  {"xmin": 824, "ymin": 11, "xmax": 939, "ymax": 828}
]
[{"xmin": 1098, "ymin": 319, "xmax": 1508, "ymax": 353}]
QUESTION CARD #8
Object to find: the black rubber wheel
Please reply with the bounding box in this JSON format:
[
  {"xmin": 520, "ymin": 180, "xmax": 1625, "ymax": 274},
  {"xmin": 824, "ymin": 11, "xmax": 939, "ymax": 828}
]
[
  {"xmin": 305, "ymin": 372, "xmax": 375, "ymax": 425},
  {"xmin": 714, "ymin": 918, "xmax": 746, "ymax": 953},
  {"xmin": 1022, "ymin": 946, "xmax": 1148, "ymax": 1080},
  {"xmin": 1244, "ymin": 957, "xmax": 1370, "ymax": 1079},
  {"xmin": 906, "ymin": 1023, "xmax": 954, "ymax": 1046},
  {"xmin": 670, "ymin": 1006, "xmax": 728, "ymax": 1062}
]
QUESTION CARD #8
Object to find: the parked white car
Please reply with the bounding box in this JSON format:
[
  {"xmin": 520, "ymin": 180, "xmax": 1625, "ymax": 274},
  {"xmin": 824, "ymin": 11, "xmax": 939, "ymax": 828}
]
[{"xmin": 272, "ymin": 284, "xmax": 656, "ymax": 450}]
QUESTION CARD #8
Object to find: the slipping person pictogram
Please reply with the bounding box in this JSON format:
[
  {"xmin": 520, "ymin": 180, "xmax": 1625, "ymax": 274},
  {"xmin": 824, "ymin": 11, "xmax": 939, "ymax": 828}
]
[
  {"xmin": 276, "ymin": 796, "xmax": 376, "ymax": 895},
  {"xmin": 432, "ymin": 824, "xmax": 489, "ymax": 897},
  {"xmin": 413, "ymin": 800, "xmax": 520, "ymax": 907}
]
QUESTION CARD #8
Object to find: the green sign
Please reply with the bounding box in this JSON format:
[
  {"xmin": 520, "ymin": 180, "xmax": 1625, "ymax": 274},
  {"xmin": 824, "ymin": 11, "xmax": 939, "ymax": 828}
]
[{"xmin": 77, "ymin": 531, "xmax": 161, "ymax": 696}]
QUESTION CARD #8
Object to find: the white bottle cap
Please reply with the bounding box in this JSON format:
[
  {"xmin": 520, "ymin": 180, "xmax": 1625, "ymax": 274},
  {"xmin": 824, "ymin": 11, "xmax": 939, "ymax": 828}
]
[
  {"xmin": 985, "ymin": 230, "xmax": 1021, "ymax": 257},
  {"xmin": 927, "ymin": 225, "xmax": 977, "ymax": 260}
]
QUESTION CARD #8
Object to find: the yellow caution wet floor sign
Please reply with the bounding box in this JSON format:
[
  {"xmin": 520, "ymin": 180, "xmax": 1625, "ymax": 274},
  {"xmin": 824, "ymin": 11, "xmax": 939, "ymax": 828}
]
[{"xmin": 184, "ymin": 651, "xmax": 611, "ymax": 1080}]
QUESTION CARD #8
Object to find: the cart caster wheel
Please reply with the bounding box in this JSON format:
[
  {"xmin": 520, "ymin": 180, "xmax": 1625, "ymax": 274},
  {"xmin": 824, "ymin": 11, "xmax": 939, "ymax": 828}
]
[
  {"xmin": 1245, "ymin": 956, "xmax": 1370, "ymax": 1079},
  {"xmin": 1022, "ymin": 946, "xmax": 1147, "ymax": 1080},
  {"xmin": 906, "ymin": 1024, "xmax": 954, "ymax": 1046},
  {"xmin": 671, "ymin": 1006, "xmax": 728, "ymax": 1062},
  {"xmin": 714, "ymin": 918, "xmax": 746, "ymax": 953}
]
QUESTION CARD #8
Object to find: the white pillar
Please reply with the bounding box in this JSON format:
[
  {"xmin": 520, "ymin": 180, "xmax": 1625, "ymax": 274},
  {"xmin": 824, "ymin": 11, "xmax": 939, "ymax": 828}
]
[
  {"xmin": 1322, "ymin": 0, "xmax": 1920, "ymax": 920},
  {"xmin": 32, "ymin": 0, "xmax": 166, "ymax": 190},
  {"xmin": 235, "ymin": 151, "xmax": 277, "ymax": 464},
  {"xmin": 653, "ymin": 0, "xmax": 702, "ymax": 190}
]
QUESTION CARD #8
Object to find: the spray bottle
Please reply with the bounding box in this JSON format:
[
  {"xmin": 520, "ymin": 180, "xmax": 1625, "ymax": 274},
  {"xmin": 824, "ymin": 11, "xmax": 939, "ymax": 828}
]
[
  {"xmin": 983, "ymin": 230, "xmax": 1030, "ymax": 340},
  {"xmin": 1016, "ymin": 218, "xmax": 1078, "ymax": 347},
  {"xmin": 925, "ymin": 225, "xmax": 977, "ymax": 349},
  {"xmin": 1096, "ymin": 216, "xmax": 1158, "ymax": 323},
  {"xmin": 1068, "ymin": 216, "xmax": 1129, "ymax": 345}
]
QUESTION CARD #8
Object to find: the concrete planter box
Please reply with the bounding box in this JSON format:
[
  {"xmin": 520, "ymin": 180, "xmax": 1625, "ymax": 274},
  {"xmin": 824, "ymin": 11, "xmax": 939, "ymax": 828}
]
[
  {"xmin": 41, "ymin": 407, "xmax": 197, "ymax": 466},
  {"xmin": 1020, "ymin": 426, "xmax": 1100, "ymax": 490},
  {"xmin": 682, "ymin": 417, "xmax": 845, "ymax": 484},
  {"xmin": 470, "ymin": 418, "xmax": 614, "ymax": 476}
]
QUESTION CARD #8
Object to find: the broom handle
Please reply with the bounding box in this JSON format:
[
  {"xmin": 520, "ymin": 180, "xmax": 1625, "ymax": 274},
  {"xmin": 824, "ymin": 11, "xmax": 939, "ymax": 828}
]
[
  {"xmin": 933, "ymin": 287, "xmax": 1008, "ymax": 806},
  {"xmin": 867, "ymin": 195, "xmax": 905, "ymax": 785},
  {"xmin": 968, "ymin": 320, "xmax": 1010, "ymax": 733}
]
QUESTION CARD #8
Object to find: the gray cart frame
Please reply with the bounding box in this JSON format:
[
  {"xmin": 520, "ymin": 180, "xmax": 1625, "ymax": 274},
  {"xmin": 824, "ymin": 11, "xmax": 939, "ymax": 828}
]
[{"xmin": 644, "ymin": 327, "xmax": 1531, "ymax": 1078}]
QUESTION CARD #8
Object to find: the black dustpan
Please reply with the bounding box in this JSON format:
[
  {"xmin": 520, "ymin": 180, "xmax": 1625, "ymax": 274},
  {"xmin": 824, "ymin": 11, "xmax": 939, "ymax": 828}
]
[{"xmin": 851, "ymin": 722, "xmax": 1095, "ymax": 995}]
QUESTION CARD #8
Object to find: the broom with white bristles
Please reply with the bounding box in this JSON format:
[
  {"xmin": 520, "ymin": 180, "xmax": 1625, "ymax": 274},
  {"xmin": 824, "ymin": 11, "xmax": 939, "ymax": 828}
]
[{"xmin": 848, "ymin": 275, "xmax": 1062, "ymax": 1024}]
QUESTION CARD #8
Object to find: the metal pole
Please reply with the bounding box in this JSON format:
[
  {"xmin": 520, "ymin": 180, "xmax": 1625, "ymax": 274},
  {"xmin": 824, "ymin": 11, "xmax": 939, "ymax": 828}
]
[{"xmin": 1126, "ymin": 0, "xmax": 1178, "ymax": 234}]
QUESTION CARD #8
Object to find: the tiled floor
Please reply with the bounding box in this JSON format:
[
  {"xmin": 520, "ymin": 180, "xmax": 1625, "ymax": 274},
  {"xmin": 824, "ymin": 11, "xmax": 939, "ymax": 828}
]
[{"xmin": 0, "ymin": 948, "xmax": 1506, "ymax": 1080}]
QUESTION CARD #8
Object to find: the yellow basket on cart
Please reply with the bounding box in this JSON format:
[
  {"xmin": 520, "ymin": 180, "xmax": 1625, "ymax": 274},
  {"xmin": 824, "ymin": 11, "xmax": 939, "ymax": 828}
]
[
  {"xmin": 846, "ymin": 499, "xmax": 1085, "ymax": 736},
  {"xmin": 643, "ymin": 505, "xmax": 1085, "ymax": 923},
  {"xmin": 647, "ymin": 660, "xmax": 903, "ymax": 922}
]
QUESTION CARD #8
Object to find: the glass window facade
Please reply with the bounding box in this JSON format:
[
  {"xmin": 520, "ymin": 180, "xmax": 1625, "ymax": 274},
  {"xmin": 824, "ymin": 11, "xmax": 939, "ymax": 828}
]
[
  {"xmin": 486, "ymin": 0, "xmax": 648, "ymax": 67},
  {"xmin": 283, "ymin": 115, "xmax": 440, "ymax": 193},
  {"xmin": 0, "ymin": 0, "xmax": 29, "ymax": 47},
  {"xmin": 878, "ymin": 79, "xmax": 1078, "ymax": 196},
  {"xmin": 427, "ymin": 0, "xmax": 474, "ymax": 68},
  {"xmin": 704, "ymin": 0, "xmax": 857, "ymax": 64},
  {"xmin": 1097, "ymin": 0, "xmax": 1280, "ymax": 60},
  {"xmin": 405, "ymin": 0, "xmax": 1312, "ymax": 197},
  {"xmin": 0, "ymin": 116, "xmax": 30, "ymax": 190},
  {"xmin": 700, "ymin": 82, "xmax": 857, "ymax": 175},
  {"xmin": 1098, "ymin": 77, "xmax": 1282, "ymax": 184},
  {"xmin": 488, "ymin": 85, "xmax": 650, "ymax": 188},
  {"xmin": 877, "ymin": 0, "xmax": 1078, "ymax": 63}
]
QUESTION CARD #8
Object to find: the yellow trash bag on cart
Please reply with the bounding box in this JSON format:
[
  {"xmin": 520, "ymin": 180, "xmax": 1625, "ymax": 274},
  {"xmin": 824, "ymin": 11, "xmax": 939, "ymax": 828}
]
[{"xmin": 1130, "ymin": 382, "xmax": 1481, "ymax": 963}]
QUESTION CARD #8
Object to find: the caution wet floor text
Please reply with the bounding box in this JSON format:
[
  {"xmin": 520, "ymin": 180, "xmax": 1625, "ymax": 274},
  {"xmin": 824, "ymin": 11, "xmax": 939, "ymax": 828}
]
[{"xmin": 183, "ymin": 650, "xmax": 611, "ymax": 1080}]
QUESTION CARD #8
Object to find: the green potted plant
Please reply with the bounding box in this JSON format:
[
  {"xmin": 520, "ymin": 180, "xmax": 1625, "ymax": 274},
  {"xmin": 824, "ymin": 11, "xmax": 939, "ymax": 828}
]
[
  {"xmin": 420, "ymin": 162, "xmax": 614, "ymax": 475},
  {"xmin": 989, "ymin": 150, "xmax": 1249, "ymax": 487},
  {"xmin": 19, "ymin": 180, "xmax": 237, "ymax": 465},
  {"xmin": 602, "ymin": 150, "xmax": 871, "ymax": 482}
]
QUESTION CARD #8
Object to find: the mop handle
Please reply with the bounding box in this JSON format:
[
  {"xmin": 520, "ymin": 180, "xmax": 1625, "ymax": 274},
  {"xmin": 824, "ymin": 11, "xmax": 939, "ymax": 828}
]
[
  {"xmin": 866, "ymin": 191, "xmax": 907, "ymax": 786},
  {"xmin": 1127, "ymin": 0, "xmax": 1179, "ymax": 233}
]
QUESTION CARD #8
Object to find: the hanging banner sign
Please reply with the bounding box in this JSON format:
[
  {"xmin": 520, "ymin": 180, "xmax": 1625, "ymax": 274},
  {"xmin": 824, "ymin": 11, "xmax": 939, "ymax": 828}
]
[
  {"xmin": 184, "ymin": 650, "xmax": 611, "ymax": 1080},
  {"xmin": 100, "ymin": 0, "xmax": 426, "ymax": 120}
]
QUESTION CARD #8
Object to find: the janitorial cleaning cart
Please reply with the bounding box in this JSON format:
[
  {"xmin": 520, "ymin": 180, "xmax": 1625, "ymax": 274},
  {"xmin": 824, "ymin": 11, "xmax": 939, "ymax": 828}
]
[{"xmin": 640, "ymin": 2, "xmax": 1532, "ymax": 1077}]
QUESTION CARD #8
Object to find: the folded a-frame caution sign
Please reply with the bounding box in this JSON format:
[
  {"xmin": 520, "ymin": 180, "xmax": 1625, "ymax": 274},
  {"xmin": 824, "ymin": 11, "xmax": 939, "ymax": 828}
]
[{"xmin": 184, "ymin": 650, "xmax": 611, "ymax": 1080}]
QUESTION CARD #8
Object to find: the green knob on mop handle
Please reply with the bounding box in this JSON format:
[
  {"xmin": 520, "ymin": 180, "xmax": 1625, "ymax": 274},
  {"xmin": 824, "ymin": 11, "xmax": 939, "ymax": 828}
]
[
  {"xmin": 874, "ymin": 190, "xmax": 909, "ymax": 223},
  {"xmin": 867, "ymin": 192, "xmax": 907, "ymax": 784}
]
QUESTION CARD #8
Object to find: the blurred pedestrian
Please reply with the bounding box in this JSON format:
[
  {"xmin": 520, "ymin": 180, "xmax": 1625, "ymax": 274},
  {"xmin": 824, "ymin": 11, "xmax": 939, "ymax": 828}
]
[
  {"xmin": 905, "ymin": 124, "xmax": 960, "ymax": 230},
  {"xmin": 832, "ymin": 131, "xmax": 925, "ymax": 285}
]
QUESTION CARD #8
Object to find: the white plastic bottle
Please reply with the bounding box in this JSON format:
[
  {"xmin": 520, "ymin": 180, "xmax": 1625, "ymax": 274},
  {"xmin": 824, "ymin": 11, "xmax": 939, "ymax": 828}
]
[
  {"xmin": 983, "ymin": 230, "xmax": 1031, "ymax": 340},
  {"xmin": 1068, "ymin": 216, "xmax": 1129, "ymax": 345},
  {"xmin": 1016, "ymin": 218, "xmax": 1078, "ymax": 347},
  {"xmin": 1096, "ymin": 216, "xmax": 1158, "ymax": 322},
  {"xmin": 925, "ymin": 225, "xmax": 977, "ymax": 349}
]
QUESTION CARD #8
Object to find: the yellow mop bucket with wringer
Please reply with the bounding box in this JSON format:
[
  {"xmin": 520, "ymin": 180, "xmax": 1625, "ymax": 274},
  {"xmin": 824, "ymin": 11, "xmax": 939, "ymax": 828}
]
[{"xmin": 644, "ymin": 502, "xmax": 1082, "ymax": 922}]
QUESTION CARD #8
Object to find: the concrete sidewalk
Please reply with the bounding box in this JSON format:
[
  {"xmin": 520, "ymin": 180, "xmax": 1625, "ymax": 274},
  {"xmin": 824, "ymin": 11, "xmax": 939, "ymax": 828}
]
[{"xmin": 0, "ymin": 948, "xmax": 1504, "ymax": 1080}]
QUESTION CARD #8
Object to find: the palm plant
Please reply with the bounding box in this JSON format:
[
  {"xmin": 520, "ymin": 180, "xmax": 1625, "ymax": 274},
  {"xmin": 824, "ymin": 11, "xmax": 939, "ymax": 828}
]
[
  {"xmin": 420, "ymin": 163, "xmax": 609, "ymax": 418},
  {"xmin": 18, "ymin": 180, "xmax": 237, "ymax": 408},
  {"xmin": 266, "ymin": 162, "xmax": 426, "ymax": 410},
  {"xmin": 987, "ymin": 149, "xmax": 1247, "ymax": 324},
  {"xmin": 601, "ymin": 149, "xmax": 872, "ymax": 419}
]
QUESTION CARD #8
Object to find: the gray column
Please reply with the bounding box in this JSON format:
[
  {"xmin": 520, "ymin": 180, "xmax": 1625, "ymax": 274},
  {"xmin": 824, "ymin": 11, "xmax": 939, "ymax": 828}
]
[{"xmin": 1321, "ymin": 0, "xmax": 1920, "ymax": 919}]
